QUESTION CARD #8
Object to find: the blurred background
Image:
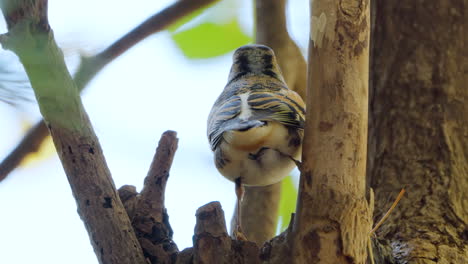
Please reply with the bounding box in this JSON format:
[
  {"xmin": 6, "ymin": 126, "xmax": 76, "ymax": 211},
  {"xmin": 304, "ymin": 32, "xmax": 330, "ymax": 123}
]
[{"xmin": 0, "ymin": 0, "xmax": 308, "ymax": 263}]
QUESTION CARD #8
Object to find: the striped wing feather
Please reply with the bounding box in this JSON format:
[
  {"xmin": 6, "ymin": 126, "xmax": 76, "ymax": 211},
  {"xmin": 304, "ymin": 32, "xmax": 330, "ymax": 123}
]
[
  {"xmin": 207, "ymin": 95, "xmax": 241, "ymax": 150},
  {"xmin": 208, "ymin": 88, "xmax": 305, "ymax": 151},
  {"xmin": 248, "ymin": 89, "xmax": 305, "ymax": 128}
]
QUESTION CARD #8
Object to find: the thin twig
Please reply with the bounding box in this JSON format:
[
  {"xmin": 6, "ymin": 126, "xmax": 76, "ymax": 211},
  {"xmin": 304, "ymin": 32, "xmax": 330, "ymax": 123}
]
[
  {"xmin": 0, "ymin": 121, "xmax": 48, "ymax": 181},
  {"xmin": 0, "ymin": 0, "xmax": 218, "ymax": 182},
  {"xmin": 368, "ymin": 189, "xmax": 405, "ymax": 264},
  {"xmin": 74, "ymin": 0, "xmax": 218, "ymax": 91},
  {"xmin": 369, "ymin": 188, "xmax": 406, "ymax": 235}
]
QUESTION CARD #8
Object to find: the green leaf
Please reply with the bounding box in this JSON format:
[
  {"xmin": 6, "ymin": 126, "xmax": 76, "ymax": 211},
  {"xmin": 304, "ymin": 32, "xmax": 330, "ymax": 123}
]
[
  {"xmin": 278, "ymin": 175, "xmax": 298, "ymax": 232},
  {"xmin": 171, "ymin": 19, "xmax": 252, "ymax": 59}
]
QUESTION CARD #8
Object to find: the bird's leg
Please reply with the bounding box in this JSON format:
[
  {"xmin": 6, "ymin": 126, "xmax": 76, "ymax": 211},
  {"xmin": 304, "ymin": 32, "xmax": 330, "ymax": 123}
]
[{"xmin": 234, "ymin": 177, "xmax": 248, "ymax": 241}]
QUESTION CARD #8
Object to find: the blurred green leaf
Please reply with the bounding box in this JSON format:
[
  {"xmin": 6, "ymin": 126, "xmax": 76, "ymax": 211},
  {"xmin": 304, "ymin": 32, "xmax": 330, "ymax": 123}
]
[
  {"xmin": 278, "ymin": 175, "xmax": 298, "ymax": 232},
  {"xmin": 171, "ymin": 19, "xmax": 252, "ymax": 59}
]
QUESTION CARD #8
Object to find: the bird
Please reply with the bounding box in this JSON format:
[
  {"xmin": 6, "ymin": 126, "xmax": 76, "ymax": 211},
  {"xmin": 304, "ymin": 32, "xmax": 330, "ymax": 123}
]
[{"xmin": 207, "ymin": 44, "xmax": 305, "ymax": 240}]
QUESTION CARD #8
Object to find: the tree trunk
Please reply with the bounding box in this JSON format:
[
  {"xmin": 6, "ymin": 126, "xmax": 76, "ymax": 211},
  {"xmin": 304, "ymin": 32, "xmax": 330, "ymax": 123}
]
[
  {"xmin": 368, "ymin": 0, "xmax": 468, "ymax": 263},
  {"xmin": 291, "ymin": 0, "xmax": 372, "ymax": 263}
]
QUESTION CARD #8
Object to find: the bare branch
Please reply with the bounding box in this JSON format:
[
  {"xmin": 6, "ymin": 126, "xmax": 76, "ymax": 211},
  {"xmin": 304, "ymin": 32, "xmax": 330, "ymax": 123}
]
[
  {"xmin": 136, "ymin": 130, "xmax": 178, "ymax": 222},
  {"xmin": 0, "ymin": 0, "xmax": 218, "ymax": 181},
  {"xmin": 132, "ymin": 130, "xmax": 179, "ymax": 263},
  {"xmin": 231, "ymin": 183, "xmax": 281, "ymax": 245},
  {"xmin": 0, "ymin": 121, "xmax": 48, "ymax": 181},
  {"xmin": 74, "ymin": 0, "xmax": 218, "ymax": 90},
  {"xmin": 191, "ymin": 202, "xmax": 261, "ymax": 264},
  {"xmin": 256, "ymin": 0, "xmax": 307, "ymax": 99},
  {"xmin": 194, "ymin": 202, "xmax": 232, "ymax": 263}
]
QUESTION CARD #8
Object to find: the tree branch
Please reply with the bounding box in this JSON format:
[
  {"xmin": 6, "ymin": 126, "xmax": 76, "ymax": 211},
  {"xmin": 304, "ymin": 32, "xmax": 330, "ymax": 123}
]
[
  {"xmin": 0, "ymin": 121, "xmax": 48, "ymax": 181},
  {"xmin": 192, "ymin": 202, "xmax": 261, "ymax": 264},
  {"xmin": 73, "ymin": 0, "xmax": 218, "ymax": 90},
  {"xmin": 115, "ymin": 132, "xmax": 265, "ymax": 263},
  {"xmin": 132, "ymin": 130, "xmax": 179, "ymax": 263},
  {"xmin": 231, "ymin": 183, "xmax": 281, "ymax": 245},
  {"xmin": 0, "ymin": 0, "xmax": 218, "ymax": 181},
  {"xmin": 256, "ymin": 0, "xmax": 307, "ymax": 100},
  {"xmin": 194, "ymin": 202, "xmax": 232, "ymax": 263},
  {"xmin": 0, "ymin": 1, "xmax": 147, "ymax": 263}
]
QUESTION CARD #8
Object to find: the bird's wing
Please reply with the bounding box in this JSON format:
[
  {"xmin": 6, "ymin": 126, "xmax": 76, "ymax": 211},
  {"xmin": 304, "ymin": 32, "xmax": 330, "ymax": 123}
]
[
  {"xmin": 248, "ymin": 89, "xmax": 305, "ymax": 128},
  {"xmin": 207, "ymin": 87, "xmax": 305, "ymax": 151},
  {"xmin": 208, "ymin": 95, "xmax": 241, "ymax": 150}
]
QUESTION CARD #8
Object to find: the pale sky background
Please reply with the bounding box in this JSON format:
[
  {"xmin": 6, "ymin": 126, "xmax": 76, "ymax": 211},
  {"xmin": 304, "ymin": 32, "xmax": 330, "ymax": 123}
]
[{"xmin": 0, "ymin": 1, "xmax": 308, "ymax": 263}]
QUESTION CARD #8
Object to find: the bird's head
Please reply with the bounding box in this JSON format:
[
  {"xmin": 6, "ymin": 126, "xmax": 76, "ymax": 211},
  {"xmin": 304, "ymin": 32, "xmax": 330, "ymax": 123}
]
[{"xmin": 227, "ymin": 44, "xmax": 285, "ymax": 83}]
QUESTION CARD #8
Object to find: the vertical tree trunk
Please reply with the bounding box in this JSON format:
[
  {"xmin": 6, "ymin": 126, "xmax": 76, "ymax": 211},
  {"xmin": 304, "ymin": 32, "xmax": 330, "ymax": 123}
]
[
  {"xmin": 368, "ymin": 0, "xmax": 468, "ymax": 263},
  {"xmin": 292, "ymin": 0, "xmax": 372, "ymax": 263}
]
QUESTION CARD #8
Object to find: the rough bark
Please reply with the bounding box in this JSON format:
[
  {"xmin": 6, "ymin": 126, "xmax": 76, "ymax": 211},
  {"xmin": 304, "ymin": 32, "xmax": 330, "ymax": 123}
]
[
  {"xmin": 116, "ymin": 131, "xmax": 265, "ymax": 264},
  {"xmin": 0, "ymin": 1, "xmax": 147, "ymax": 263},
  {"xmin": 368, "ymin": 0, "xmax": 468, "ymax": 263},
  {"xmin": 292, "ymin": 0, "xmax": 372, "ymax": 263},
  {"xmin": 193, "ymin": 202, "xmax": 261, "ymax": 264},
  {"xmin": 116, "ymin": 131, "xmax": 263, "ymax": 264},
  {"xmin": 52, "ymin": 128, "xmax": 146, "ymax": 264},
  {"xmin": 231, "ymin": 0, "xmax": 308, "ymax": 246},
  {"xmin": 131, "ymin": 131, "xmax": 179, "ymax": 263}
]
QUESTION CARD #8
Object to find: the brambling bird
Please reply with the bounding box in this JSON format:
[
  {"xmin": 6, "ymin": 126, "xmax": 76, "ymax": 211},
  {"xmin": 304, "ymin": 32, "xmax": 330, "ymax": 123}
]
[{"xmin": 207, "ymin": 44, "xmax": 305, "ymax": 240}]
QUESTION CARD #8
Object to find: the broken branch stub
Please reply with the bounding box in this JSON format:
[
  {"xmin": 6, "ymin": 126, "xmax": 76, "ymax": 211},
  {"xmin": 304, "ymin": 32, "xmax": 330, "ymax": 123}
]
[{"xmin": 132, "ymin": 131, "xmax": 179, "ymax": 263}]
